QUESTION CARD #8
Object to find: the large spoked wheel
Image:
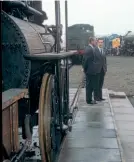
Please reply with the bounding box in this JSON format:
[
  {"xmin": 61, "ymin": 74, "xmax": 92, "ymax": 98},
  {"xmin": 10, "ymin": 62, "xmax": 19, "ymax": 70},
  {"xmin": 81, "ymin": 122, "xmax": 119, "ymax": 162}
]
[{"xmin": 38, "ymin": 73, "xmax": 53, "ymax": 162}]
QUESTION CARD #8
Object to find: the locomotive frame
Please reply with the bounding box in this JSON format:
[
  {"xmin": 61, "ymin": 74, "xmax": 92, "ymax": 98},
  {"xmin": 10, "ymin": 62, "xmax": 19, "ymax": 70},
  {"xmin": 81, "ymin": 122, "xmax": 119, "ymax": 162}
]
[{"xmin": 2, "ymin": 1, "xmax": 80, "ymax": 162}]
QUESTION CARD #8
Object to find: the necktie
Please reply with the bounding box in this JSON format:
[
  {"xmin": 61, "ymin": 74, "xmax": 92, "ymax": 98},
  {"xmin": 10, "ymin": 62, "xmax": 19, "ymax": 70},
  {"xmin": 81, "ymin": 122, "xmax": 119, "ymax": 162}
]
[{"xmin": 100, "ymin": 48, "xmax": 103, "ymax": 55}]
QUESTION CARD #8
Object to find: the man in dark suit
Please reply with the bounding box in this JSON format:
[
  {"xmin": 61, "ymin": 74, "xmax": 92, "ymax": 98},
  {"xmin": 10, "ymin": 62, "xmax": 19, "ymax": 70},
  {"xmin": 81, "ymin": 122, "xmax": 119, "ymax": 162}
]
[
  {"xmin": 83, "ymin": 37, "xmax": 100, "ymax": 104},
  {"xmin": 96, "ymin": 39, "xmax": 107, "ymax": 101}
]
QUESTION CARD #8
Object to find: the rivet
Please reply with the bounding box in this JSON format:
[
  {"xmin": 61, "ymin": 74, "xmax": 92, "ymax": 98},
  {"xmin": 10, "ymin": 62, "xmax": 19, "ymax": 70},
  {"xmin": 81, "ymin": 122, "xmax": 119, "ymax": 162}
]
[{"xmin": 17, "ymin": 32, "xmax": 20, "ymax": 35}]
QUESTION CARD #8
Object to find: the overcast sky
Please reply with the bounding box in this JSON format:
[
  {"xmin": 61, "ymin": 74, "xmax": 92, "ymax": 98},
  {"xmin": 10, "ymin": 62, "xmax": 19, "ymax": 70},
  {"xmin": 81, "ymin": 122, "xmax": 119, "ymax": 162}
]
[{"xmin": 42, "ymin": 0, "xmax": 134, "ymax": 36}]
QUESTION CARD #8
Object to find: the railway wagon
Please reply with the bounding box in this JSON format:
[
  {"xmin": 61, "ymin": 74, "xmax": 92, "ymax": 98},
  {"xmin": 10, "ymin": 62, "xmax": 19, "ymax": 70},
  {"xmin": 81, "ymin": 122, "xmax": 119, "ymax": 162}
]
[{"xmin": 2, "ymin": 1, "xmax": 77, "ymax": 162}]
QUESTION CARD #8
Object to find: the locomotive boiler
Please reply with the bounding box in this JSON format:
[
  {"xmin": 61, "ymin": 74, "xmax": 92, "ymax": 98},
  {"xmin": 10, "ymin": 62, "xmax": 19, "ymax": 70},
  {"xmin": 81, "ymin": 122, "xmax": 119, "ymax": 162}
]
[{"xmin": 2, "ymin": 1, "xmax": 77, "ymax": 162}]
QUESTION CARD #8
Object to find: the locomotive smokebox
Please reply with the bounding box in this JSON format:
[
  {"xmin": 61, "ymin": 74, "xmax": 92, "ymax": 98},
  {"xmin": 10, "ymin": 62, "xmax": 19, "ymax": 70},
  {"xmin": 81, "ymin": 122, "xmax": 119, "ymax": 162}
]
[{"xmin": 2, "ymin": 11, "xmax": 31, "ymax": 91}]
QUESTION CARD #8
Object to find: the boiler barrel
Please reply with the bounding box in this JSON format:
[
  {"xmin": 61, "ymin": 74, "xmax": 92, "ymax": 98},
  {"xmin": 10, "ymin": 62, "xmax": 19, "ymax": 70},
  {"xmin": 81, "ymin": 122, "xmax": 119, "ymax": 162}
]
[{"xmin": 2, "ymin": 11, "xmax": 55, "ymax": 91}]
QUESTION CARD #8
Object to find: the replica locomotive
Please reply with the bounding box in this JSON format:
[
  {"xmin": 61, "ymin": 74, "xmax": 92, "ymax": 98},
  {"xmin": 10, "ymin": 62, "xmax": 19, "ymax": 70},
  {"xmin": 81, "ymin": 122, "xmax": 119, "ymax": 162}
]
[{"xmin": 2, "ymin": 1, "xmax": 78, "ymax": 162}]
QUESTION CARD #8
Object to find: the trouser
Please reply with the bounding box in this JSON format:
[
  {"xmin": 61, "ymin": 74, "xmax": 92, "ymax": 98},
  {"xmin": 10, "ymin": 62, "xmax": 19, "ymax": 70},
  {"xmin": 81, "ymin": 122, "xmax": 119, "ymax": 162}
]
[
  {"xmin": 85, "ymin": 73, "xmax": 99, "ymax": 103},
  {"xmin": 82, "ymin": 74, "xmax": 86, "ymax": 87},
  {"xmin": 98, "ymin": 68, "xmax": 105, "ymax": 99}
]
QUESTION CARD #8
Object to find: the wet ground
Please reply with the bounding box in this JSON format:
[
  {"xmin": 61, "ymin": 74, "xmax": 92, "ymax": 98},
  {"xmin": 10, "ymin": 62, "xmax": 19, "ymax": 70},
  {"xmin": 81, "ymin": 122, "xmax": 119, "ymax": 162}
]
[
  {"xmin": 69, "ymin": 56, "xmax": 134, "ymax": 106},
  {"xmin": 59, "ymin": 88, "xmax": 134, "ymax": 162},
  {"xmin": 59, "ymin": 89, "xmax": 122, "ymax": 162}
]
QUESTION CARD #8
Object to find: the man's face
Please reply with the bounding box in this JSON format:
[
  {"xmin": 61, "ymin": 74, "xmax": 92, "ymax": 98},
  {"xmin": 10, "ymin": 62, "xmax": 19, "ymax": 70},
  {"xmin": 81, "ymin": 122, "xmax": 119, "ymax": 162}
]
[
  {"xmin": 93, "ymin": 39, "xmax": 97, "ymax": 46},
  {"xmin": 91, "ymin": 39, "xmax": 96, "ymax": 46},
  {"xmin": 98, "ymin": 40, "xmax": 104, "ymax": 48}
]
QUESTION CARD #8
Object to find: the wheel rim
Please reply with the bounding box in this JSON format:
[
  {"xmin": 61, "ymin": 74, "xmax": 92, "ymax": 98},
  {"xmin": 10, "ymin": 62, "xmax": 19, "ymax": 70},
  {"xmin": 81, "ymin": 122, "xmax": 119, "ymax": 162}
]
[{"xmin": 39, "ymin": 73, "xmax": 53, "ymax": 162}]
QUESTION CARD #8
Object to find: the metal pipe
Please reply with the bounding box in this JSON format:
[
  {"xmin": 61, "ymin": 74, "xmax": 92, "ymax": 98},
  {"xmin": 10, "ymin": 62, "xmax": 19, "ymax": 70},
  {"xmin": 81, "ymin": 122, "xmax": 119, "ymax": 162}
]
[
  {"xmin": 55, "ymin": 0, "xmax": 61, "ymax": 53},
  {"xmin": 27, "ymin": 6, "xmax": 43, "ymax": 16},
  {"xmin": 55, "ymin": 0, "xmax": 63, "ymax": 131},
  {"xmin": 10, "ymin": 144, "xmax": 28, "ymax": 162},
  {"xmin": 55, "ymin": 60, "xmax": 63, "ymax": 130},
  {"xmin": 5, "ymin": 1, "xmax": 43, "ymax": 17},
  {"xmin": 65, "ymin": 0, "xmax": 68, "ymax": 52},
  {"xmin": 64, "ymin": 1, "xmax": 70, "ymax": 124}
]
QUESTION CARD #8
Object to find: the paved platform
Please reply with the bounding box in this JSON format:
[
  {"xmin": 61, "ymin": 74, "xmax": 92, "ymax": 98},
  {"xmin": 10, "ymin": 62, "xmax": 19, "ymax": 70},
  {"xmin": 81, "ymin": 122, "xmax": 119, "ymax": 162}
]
[
  {"xmin": 58, "ymin": 89, "xmax": 122, "ymax": 162},
  {"xmin": 109, "ymin": 90, "xmax": 134, "ymax": 162}
]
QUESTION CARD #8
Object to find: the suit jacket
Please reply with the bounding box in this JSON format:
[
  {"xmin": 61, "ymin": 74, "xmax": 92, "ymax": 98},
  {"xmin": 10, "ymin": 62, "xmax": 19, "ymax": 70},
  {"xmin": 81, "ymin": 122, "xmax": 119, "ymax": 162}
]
[
  {"xmin": 83, "ymin": 45, "xmax": 100, "ymax": 75},
  {"xmin": 101, "ymin": 48, "xmax": 107, "ymax": 73},
  {"xmin": 94, "ymin": 47, "xmax": 104, "ymax": 74}
]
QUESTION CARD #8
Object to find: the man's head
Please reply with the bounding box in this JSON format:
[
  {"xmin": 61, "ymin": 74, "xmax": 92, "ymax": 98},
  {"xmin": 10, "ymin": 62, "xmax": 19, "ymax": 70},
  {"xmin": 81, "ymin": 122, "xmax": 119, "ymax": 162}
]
[
  {"xmin": 89, "ymin": 37, "xmax": 96, "ymax": 46},
  {"xmin": 94, "ymin": 38, "xmax": 98, "ymax": 46},
  {"xmin": 97, "ymin": 39, "xmax": 104, "ymax": 48}
]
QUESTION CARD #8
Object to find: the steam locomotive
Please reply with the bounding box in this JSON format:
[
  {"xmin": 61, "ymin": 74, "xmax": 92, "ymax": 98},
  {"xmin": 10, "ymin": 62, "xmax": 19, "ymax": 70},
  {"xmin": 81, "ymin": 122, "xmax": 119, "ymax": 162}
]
[
  {"xmin": 120, "ymin": 32, "xmax": 134, "ymax": 56},
  {"xmin": 2, "ymin": 1, "xmax": 76, "ymax": 162}
]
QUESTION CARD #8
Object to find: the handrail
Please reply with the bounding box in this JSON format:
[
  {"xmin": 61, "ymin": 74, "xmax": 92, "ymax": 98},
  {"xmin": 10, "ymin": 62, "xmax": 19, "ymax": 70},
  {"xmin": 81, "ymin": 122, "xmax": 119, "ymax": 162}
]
[{"xmin": 24, "ymin": 51, "xmax": 77, "ymax": 61}]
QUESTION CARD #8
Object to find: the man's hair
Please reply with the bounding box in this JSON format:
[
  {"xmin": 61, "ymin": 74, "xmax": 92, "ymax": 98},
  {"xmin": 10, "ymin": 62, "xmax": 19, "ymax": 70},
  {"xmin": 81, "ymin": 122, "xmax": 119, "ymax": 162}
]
[
  {"xmin": 97, "ymin": 38, "xmax": 104, "ymax": 42},
  {"xmin": 89, "ymin": 37, "xmax": 95, "ymax": 43}
]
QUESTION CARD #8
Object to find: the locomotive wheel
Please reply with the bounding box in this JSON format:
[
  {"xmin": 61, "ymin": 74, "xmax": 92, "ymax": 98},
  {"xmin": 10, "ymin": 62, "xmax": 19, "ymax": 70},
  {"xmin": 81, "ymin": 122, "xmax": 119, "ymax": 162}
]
[{"xmin": 38, "ymin": 73, "xmax": 53, "ymax": 162}]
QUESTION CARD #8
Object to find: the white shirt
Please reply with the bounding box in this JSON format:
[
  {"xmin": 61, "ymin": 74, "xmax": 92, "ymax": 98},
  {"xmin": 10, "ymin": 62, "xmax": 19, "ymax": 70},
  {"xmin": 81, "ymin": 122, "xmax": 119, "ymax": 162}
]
[{"xmin": 98, "ymin": 47, "xmax": 103, "ymax": 54}]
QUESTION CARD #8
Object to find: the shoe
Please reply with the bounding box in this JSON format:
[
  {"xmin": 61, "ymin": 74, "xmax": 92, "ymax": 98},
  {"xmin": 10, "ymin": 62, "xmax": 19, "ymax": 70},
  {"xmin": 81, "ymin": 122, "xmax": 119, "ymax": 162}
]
[
  {"xmin": 93, "ymin": 100, "xmax": 97, "ymax": 104},
  {"xmin": 87, "ymin": 100, "xmax": 97, "ymax": 105},
  {"xmin": 100, "ymin": 98, "xmax": 105, "ymax": 101},
  {"xmin": 96, "ymin": 98, "xmax": 101, "ymax": 101}
]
